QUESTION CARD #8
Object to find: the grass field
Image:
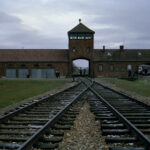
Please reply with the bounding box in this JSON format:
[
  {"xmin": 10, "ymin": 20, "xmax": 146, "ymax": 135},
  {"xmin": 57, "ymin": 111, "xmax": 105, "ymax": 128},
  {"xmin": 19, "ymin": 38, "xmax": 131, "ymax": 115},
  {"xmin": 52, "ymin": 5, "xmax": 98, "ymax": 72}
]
[
  {"xmin": 105, "ymin": 77, "xmax": 150, "ymax": 97},
  {"xmin": 0, "ymin": 80, "xmax": 68, "ymax": 109}
]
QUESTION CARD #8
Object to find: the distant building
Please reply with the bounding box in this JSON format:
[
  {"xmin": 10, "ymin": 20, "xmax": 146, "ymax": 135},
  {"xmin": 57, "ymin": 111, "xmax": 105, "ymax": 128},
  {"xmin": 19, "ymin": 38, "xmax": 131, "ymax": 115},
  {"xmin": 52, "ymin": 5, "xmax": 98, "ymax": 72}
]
[{"xmin": 0, "ymin": 20, "xmax": 150, "ymax": 78}]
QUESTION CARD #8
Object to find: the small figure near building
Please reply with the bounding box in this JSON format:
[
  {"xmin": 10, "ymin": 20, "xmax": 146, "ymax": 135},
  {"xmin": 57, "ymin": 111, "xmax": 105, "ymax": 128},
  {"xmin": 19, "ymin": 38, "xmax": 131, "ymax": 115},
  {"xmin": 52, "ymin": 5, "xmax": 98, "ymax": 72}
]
[
  {"xmin": 79, "ymin": 68, "xmax": 82, "ymax": 76},
  {"xmin": 55, "ymin": 71, "xmax": 60, "ymax": 78},
  {"xmin": 127, "ymin": 64, "xmax": 132, "ymax": 77}
]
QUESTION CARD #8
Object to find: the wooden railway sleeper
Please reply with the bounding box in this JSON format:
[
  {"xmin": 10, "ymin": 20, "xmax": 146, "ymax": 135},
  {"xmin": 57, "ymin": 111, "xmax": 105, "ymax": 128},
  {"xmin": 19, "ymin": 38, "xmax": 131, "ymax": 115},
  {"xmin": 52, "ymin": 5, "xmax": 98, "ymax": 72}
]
[{"xmin": 90, "ymin": 82, "xmax": 150, "ymax": 149}]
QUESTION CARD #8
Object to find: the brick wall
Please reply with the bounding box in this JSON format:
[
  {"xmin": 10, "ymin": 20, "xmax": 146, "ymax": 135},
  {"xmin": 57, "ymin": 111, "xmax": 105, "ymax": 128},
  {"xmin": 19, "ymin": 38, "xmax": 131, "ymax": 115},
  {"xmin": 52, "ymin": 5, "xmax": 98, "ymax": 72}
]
[
  {"xmin": 69, "ymin": 39, "xmax": 94, "ymax": 77},
  {"xmin": 0, "ymin": 62, "xmax": 68, "ymax": 77},
  {"xmin": 94, "ymin": 61, "xmax": 149, "ymax": 77}
]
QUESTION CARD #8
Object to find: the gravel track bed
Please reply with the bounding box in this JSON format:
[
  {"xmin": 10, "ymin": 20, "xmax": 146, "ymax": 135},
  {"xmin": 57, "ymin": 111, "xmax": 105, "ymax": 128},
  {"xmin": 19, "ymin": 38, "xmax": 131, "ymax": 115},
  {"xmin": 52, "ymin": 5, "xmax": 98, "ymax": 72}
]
[{"xmin": 58, "ymin": 101, "xmax": 108, "ymax": 150}]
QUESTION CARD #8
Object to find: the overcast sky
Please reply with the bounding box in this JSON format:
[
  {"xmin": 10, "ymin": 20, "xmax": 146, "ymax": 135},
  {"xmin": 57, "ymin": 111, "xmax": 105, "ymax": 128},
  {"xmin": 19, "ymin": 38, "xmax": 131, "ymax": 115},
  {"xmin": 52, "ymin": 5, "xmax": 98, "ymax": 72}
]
[{"xmin": 0, "ymin": 0, "xmax": 150, "ymax": 49}]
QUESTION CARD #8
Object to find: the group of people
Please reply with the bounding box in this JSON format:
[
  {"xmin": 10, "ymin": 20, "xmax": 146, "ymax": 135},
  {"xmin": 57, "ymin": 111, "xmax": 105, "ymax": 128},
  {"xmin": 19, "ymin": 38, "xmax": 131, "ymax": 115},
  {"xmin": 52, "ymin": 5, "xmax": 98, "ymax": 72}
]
[{"xmin": 79, "ymin": 68, "xmax": 87, "ymax": 76}]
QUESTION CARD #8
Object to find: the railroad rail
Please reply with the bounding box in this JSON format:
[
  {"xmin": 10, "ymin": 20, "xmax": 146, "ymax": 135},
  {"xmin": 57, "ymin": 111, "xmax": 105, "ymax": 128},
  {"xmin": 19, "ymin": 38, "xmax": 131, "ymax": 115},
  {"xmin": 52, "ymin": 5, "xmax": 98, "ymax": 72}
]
[
  {"xmin": 1, "ymin": 78, "xmax": 150, "ymax": 149},
  {"xmin": 83, "ymin": 79, "xmax": 150, "ymax": 150},
  {"xmin": 0, "ymin": 82, "xmax": 87, "ymax": 149}
]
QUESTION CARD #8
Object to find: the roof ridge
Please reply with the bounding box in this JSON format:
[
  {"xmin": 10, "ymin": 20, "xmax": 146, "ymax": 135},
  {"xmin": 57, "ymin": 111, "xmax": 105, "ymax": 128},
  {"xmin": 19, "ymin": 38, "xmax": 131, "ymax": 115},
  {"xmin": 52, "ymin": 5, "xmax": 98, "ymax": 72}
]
[{"xmin": 68, "ymin": 22, "xmax": 95, "ymax": 33}]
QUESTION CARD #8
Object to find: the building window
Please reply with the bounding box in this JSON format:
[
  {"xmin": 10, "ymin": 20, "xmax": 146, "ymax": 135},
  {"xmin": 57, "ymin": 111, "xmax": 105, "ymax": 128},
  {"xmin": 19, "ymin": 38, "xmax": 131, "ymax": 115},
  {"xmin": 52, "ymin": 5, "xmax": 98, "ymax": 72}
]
[
  {"xmin": 21, "ymin": 64, "xmax": 26, "ymax": 67},
  {"xmin": 138, "ymin": 52, "xmax": 142, "ymax": 56},
  {"xmin": 6, "ymin": 69, "xmax": 16, "ymax": 78},
  {"xmin": 98, "ymin": 64, "xmax": 103, "ymax": 72},
  {"xmin": 8, "ymin": 64, "xmax": 13, "ymax": 67},
  {"xmin": 107, "ymin": 52, "xmax": 112, "ymax": 56},
  {"xmin": 34, "ymin": 64, "xmax": 39, "ymax": 67},
  {"xmin": 47, "ymin": 64, "xmax": 52, "ymax": 67},
  {"xmin": 87, "ymin": 47, "xmax": 90, "ymax": 53},
  {"xmin": 115, "ymin": 66, "xmax": 119, "ymax": 72},
  {"xmin": 109, "ymin": 64, "xmax": 114, "ymax": 72},
  {"xmin": 72, "ymin": 47, "xmax": 76, "ymax": 52}
]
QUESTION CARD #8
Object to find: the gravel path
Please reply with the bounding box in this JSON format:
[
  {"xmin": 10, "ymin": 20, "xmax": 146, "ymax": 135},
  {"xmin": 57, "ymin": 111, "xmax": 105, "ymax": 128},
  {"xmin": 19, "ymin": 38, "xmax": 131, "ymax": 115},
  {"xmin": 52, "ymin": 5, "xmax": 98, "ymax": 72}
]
[{"xmin": 58, "ymin": 101, "xmax": 108, "ymax": 150}]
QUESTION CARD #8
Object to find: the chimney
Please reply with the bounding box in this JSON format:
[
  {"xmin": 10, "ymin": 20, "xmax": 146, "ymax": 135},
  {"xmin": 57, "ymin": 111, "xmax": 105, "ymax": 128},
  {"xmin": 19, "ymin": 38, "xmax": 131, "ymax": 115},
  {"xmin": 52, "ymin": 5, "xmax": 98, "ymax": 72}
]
[
  {"xmin": 120, "ymin": 45, "xmax": 124, "ymax": 52},
  {"xmin": 103, "ymin": 45, "xmax": 105, "ymax": 52}
]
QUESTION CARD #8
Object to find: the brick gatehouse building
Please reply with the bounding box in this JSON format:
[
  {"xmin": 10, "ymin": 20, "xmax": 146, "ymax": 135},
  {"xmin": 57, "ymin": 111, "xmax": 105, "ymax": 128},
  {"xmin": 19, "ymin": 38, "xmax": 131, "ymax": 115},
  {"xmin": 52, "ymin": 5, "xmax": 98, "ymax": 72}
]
[{"xmin": 0, "ymin": 21, "xmax": 150, "ymax": 78}]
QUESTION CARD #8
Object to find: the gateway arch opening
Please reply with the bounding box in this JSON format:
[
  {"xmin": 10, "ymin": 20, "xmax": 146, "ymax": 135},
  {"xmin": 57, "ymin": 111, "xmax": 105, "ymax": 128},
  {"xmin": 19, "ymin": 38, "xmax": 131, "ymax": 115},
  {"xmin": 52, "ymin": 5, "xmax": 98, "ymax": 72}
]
[{"xmin": 72, "ymin": 59, "xmax": 89, "ymax": 76}]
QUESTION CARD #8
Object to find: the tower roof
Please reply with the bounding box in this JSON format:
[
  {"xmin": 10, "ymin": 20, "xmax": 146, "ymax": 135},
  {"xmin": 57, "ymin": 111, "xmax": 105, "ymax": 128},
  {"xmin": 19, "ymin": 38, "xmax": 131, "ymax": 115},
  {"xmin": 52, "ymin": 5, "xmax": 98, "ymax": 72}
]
[{"xmin": 68, "ymin": 22, "xmax": 95, "ymax": 34}]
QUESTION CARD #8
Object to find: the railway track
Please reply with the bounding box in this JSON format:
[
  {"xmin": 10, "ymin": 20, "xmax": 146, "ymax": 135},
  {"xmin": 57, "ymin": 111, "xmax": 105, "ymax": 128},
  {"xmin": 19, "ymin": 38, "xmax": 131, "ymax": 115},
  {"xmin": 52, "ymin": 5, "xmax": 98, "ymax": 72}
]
[
  {"xmin": 86, "ymin": 80, "xmax": 150, "ymax": 150},
  {"xmin": 1, "ymin": 78, "xmax": 150, "ymax": 149},
  {"xmin": 0, "ymin": 82, "xmax": 87, "ymax": 150}
]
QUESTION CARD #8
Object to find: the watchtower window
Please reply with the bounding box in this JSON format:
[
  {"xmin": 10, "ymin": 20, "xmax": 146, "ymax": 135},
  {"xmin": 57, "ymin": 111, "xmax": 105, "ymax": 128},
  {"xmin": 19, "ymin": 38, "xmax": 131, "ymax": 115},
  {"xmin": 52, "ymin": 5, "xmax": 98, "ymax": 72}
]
[
  {"xmin": 69, "ymin": 33, "xmax": 93, "ymax": 40},
  {"xmin": 73, "ymin": 35, "xmax": 77, "ymax": 39},
  {"xmin": 85, "ymin": 33, "xmax": 92, "ymax": 39},
  {"xmin": 78, "ymin": 33, "xmax": 84, "ymax": 39},
  {"xmin": 70, "ymin": 33, "xmax": 77, "ymax": 39}
]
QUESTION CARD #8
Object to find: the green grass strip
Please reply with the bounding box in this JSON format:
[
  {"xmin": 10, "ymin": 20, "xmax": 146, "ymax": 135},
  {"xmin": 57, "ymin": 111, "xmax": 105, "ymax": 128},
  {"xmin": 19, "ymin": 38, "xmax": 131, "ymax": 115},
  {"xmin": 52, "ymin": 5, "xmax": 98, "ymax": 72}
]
[
  {"xmin": 105, "ymin": 78, "xmax": 150, "ymax": 97},
  {"xmin": 0, "ymin": 80, "xmax": 68, "ymax": 109}
]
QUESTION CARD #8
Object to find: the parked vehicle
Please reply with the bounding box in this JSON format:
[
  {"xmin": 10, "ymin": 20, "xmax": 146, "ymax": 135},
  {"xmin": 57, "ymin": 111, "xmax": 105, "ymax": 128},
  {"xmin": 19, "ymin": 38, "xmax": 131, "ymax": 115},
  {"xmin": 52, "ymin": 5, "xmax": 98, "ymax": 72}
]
[{"xmin": 138, "ymin": 64, "xmax": 150, "ymax": 75}]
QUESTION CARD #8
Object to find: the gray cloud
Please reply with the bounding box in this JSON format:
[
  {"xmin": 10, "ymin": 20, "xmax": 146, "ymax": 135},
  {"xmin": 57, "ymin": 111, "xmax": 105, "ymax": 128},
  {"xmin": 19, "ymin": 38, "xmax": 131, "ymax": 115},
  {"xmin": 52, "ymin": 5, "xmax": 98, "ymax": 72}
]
[
  {"xmin": 0, "ymin": 0, "xmax": 150, "ymax": 49},
  {"xmin": 0, "ymin": 12, "xmax": 20, "ymax": 23},
  {"xmin": 0, "ymin": 11, "xmax": 67, "ymax": 49}
]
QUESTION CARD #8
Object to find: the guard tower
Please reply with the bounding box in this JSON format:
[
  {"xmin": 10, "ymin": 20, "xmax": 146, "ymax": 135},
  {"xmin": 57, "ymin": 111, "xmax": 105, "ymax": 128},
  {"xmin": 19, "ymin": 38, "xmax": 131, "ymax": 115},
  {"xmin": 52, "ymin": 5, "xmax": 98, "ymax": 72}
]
[{"xmin": 68, "ymin": 19, "xmax": 95, "ymax": 77}]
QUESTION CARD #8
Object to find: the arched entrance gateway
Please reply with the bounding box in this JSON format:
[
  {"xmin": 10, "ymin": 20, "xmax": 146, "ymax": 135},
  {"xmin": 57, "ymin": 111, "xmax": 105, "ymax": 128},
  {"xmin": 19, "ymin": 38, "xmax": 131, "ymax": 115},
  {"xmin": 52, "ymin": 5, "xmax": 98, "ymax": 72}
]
[
  {"xmin": 68, "ymin": 19, "xmax": 95, "ymax": 77},
  {"xmin": 72, "ymin": 59, "xmax": 89, "ymax": 76}
]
